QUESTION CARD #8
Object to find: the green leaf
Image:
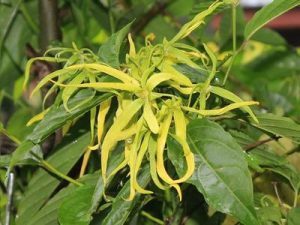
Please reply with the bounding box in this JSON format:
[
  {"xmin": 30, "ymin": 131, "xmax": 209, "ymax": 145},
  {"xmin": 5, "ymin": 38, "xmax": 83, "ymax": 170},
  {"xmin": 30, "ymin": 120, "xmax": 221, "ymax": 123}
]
[
  {"xmin": 245, "ymin": 0, "xmax": 300, "ymax": 40},
  {"xmin": 98, "ymin": 22, "xmax": 132, "ymax": 68},
  {"xmin": 58, "ymin": 185, "xmax": 95, "ymax": 225},
  {"xmin": 27, "ymin": 89, "xmax": 112, "ymax": 143},
  {"xmin": 257, "ymin": 206, "xmax": 282, "ymax": 224},
  {"xmin": 173, "ymin": 64, "xmax": 208, "ymax": 83},
  {"xmin": 251, "ymin": 28, "xmax": 286, "ymax": 46},
  {"xmin": 249, "ymin": 149, "xmax": 300, "ymax": 192},
  {"xmin": 251, "ymin": 113, "xmax": 300, "ymax": 143},
  {"xmin": 9, "ymin": 141, "xmax": 41, "ymax": 169},
  {"xmin": 6, "ymin": 108, "xmax": 34, "ymax": 141},
  {"xmin": 27, "ymin": 172, "xmax": 99, "ymax": 225},
  {"xmin": 168, "ymin": 119, "xmax": 259, "ymax": 225},
  {"xmin": 101, "ymin": 164, "xmax": 150, "ymax": 225},
  {"xmin": 0, "ymin": 155, "xmax": 10, "ymax": 168},
  {"xmin": 287, "ymin": 208, "xmax": 300, "ymax": 225},
  {"xmin": 16, "ymin": 133, "xmax": 90, "ymax": 225}
]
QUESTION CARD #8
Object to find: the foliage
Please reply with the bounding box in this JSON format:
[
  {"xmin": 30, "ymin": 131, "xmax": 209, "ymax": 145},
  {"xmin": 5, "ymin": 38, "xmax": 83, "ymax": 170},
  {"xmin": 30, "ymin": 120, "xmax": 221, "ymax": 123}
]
[{"xmin": 1, "ymin": 0, "xmax": 300, "ymax": 225}]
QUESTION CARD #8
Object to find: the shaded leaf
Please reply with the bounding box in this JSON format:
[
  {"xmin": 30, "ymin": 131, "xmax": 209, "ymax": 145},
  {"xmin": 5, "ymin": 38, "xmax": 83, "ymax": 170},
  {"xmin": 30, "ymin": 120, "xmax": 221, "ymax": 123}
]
[
  {"xmin": 251, "ymin": 113, "xmax": 300, "ymax": 143},
  {"xmin": 287, "ymin": 208, "xmax": 300, "ymax": 225},
  {"xmin": 16, "ymin": 133, "xmax": 90, "ymax": 225},
  {"xmin": 27, "ymin": 172, "xmax": 99, "ymax": 225},
  {"xmin": 168, "ymin": 119, "xmax": 259, "ymax": 225},
  {"xmin": 101, "ymin": 164, "xmax": 150, "ymax": 225},
  {"xmin": 98, "ymin": 22, "xmax": 132, "ymax": 68},
  {"xmin": 249, "ymin": 149, "xmax": 300, "ymax": 192},
  {"xmin": 9, "ymin": 141, "xmax": 41, "ymax": 169}
]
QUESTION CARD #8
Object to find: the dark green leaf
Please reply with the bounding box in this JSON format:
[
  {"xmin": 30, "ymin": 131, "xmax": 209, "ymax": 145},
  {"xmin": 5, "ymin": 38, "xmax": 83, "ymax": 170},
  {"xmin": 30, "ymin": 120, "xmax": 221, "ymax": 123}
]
[
  {"xmin": 27, "ymin": 89, "xmax": 112, "ymax": 143},
  {"xmin": 16, "ymin": 133, "xmax": 90, "ymax": 225},
  {"xmin": 98, "ymin": 22, "xmax": 132, "ymax": 68},
  {"xmin": 9, "ymin": 141, "xmax": 41, "ymax": 169},
  {"xmin": 249, "ymin": 149, "xmax": 300, "ymax": 192},
  {"xmin": 251, "ymin": 114, "xmax": 300, "ymax": 143},
  {"xmin": 245, "ymin": 0, "xmax": 300, "ymax": 39},
  {"xmin": 6, "ymin": 108, "xmax": 34, "ymax": 141},
  {"xmin": 168, "ymin": 119, "xmax": 259, "ymax": 225},
  {"xmin": 28, "ymin": 172, "xmax": 99, "ymax": 225},
  {"xmin": 58, "ymin": 185, "xmax": 95, "ymax": 225},
  {"xmin": 173, "ymin": 64, "xmax": 208, "ymax": 83},
  {"xmin": 287, "ymin": 208, "xmax": 300, "ymax": 225}
]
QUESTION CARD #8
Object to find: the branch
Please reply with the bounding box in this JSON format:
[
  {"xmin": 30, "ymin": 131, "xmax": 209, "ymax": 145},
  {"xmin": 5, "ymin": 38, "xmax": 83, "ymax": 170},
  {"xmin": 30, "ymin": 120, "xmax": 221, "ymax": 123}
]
[
  {"xmin": 132, "ymin": 0, "xmax": 171, "ymax": 36},
  {"xmin": 39, "ymin": 0, "xmax": 61, "ymax": 51},
  {"xmin": 244, "ymin": 136, "xmax": 280, "ymax": 152}
]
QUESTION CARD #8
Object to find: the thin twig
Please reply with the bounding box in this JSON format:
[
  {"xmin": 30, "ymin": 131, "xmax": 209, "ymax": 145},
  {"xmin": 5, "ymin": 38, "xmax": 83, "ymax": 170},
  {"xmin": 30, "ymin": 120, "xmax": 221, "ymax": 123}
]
[
  {"xmin": 132, "ymin": 0, "xmax": 171, "ymax": 36},
  {"xmin": 141, "ymin": 211, "xmax": 164, "ymax": 225},
  {"xmin": 285, "ymin": 146, "xmax": 300, "ymax": 156},
  {"xmin": 273, "ymin": 182, "xmax": 284, "ymax": 207},
  {"xmin": 244, "ymin": 137, "xmax": 280, "ymax": 152}
]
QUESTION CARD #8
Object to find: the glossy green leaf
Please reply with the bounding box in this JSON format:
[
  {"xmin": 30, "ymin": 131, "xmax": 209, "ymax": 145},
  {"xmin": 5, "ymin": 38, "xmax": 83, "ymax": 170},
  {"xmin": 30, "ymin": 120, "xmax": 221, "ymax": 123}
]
[
  {"xmin": 168, "ymin": 119, "xmax": 259, "ymax": 225},
  {"xmin": 101, "ymin": 164, "xmax": 150, "ymax": 225},
  {"xmin": 27, "ymin": 89, "xmax": 112, "ymax": 143},
  {"xmin": 245, "ymin": 0, "xmax": 300, "ymax": 40},
  {"xmin": 98, "ymin": 22, "xmax": 132, "ymax": 68},
  {"xmin": 287, "ymin": 208, "xmax": 300, "ymax": 225},
  {"xmin": 251, "ymin": 113, "xmax": 300, "ymax": 143},
  {"xmin": 16, "ymin": 133, "xmax": 90, "ymax": 225}
]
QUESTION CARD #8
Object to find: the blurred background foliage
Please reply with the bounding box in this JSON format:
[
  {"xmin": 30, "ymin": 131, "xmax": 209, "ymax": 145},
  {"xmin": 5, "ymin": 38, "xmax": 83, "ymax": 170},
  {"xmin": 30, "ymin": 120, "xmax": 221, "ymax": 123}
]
[{"xmin": 1, "ymin": 0, "xmax": 300, "ymax": 224}]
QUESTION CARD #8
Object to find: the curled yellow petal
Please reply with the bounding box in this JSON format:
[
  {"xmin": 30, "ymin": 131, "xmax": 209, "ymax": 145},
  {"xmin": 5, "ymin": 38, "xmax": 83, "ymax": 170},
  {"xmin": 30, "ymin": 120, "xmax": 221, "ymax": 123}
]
[
  {"xmin": 66, "ymin": 63, "xmax": 138, "ymax": 84},
  {"xmin": 156, "ymin": 113, "xmax": 176, "ymax": 185},
  {"xmin": 171, "ymin": 184, "xmax": 182, "ymax": 201},
  {"xmin": 26, "ymin": 108, "xmax": 50, "ymax": 126},
  {"xmin": 101, "ymin": 99, "xmax": 144, "ymax": 187},
  {"xmin": 143, "ymin": 100, "xmax": 159, "ymax": 134},
  {"xmin": 148, "ymin": 136, "xmax": 167, "ymax": 190},
  {"xmin": 133, "ymin": 132, "xmax": 153, "ymax": 194},
  {"xmin": 50, "ymin": 80, "xmax": 141, "ymax": 93},
  {"xmin": 182, "ymin": 101, "xmax": 259, "ymax": 116},
  {"xmin": 128, "ymin": 33, "xmax": 136, "ymax": 57},
  {"xmin": 210, "ymin": 86, "xmax": 259, "ymax": 123}
]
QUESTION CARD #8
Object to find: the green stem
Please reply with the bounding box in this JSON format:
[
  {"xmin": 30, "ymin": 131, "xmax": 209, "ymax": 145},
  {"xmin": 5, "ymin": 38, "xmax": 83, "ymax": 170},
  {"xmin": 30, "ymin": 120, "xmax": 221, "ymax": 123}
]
[
  {"xmin": 0, "ymin": 129, "xmax": 21, "ymax": 145},
  {"xmin": 40, "ymin": 160, "xmax": 83, "ymax": 186},
  {"xmin": 108, "ymin": 0, "xmax": 115, "ymax": 33},
  {"xmin": 232, "ymin": 4, "xmax": 237, "ymax": 53},
  {"xmin": 223, "ymin": 3, "xmax": 237, "ymax": 85},
  {"xmin": 293, "ymin": 190, "xmax": 298, "ymax": 207},
  {"xmin": 141, "ymin": 211, "xmax": 164, "ymax": 225}
]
